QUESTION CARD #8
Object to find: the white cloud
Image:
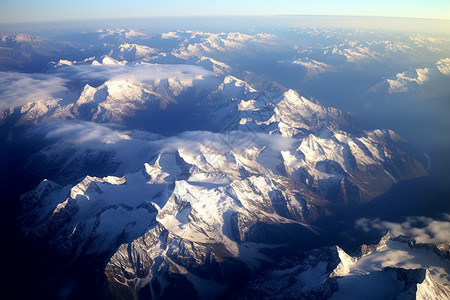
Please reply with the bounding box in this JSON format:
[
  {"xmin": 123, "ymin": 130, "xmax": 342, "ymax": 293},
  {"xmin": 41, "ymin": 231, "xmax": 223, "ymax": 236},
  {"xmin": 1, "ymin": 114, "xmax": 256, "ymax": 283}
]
[
  {"xmin": 28, "ymin": 121, "xmax": 298, "ymax": 176},
  {"xmin": 33, "ymin": 120, "xmax": 297, "ymax": 155},
  {"xmin": 0, "ymin": 63, "xmax": 213, "ymax": 111},
  {"xmin": 31, "ymin": 121, "xmax": 131, "ymax": 145},
  {"xmin": 56, "ymin": 62, "xmax": 213, "ymax": 83},
  {"xmin": 29, "ymin": 121, "xmax": 162, "ymax": 174},
  {"xmin": 355, "ymin": 214, "xmax": 450, "ymax": 245},
  {"xmin": 0, "ymin": 72, "xmax": 67, "ymax": 110},
  {"xmin": 146, "ymin": 131, "xmax": 296, "ymax": 157}
]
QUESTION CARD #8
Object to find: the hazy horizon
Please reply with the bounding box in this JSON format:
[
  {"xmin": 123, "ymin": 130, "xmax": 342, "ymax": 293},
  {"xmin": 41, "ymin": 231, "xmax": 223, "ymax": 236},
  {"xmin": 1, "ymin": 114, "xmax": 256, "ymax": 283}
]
[
  {"xmin": 1, "ymin": 15, "xmax": 450, "ymax": 38},
  {"xmin": 2, "ymin": 0, "xmax": 450, "ymax": 24}
]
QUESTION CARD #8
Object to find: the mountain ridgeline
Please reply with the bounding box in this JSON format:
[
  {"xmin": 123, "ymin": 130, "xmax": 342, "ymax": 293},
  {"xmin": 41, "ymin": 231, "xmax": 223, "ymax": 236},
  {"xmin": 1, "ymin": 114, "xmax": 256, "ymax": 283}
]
[{"xmin": 1, "ymin": 28, "xmax": 444, "ymax": 299}]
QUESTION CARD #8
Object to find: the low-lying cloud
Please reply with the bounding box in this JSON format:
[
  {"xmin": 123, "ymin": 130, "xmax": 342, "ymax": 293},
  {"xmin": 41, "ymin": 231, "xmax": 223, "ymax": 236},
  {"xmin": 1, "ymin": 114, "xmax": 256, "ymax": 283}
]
[
  {"xmin": 28, "ymin": 121, "xmax": 298, "ymax": 176},
  {"xmin": 355, "ymin": 214, "xmax": 450, "ymax": 245},
  {"xmin": 55, "ymin": 62, "xmax": 213, "ymax": 83},
  {"xmin": 0, "ymin": 71, "xmax": 67, "ymax": 110},
  {"xmin": 0, "ymin": 63, "xmax": 213, "ymax": 111},
  {"xmin": 28, "ymin": 121, "xmax": 159, "ymax": 174},
  {"xmin": 31, "ymin": 120, "xmax": 297, "ymax": 153},
  {"xmin": 31, "ymin": 121, "xmax": 131, "ymax": 145}
]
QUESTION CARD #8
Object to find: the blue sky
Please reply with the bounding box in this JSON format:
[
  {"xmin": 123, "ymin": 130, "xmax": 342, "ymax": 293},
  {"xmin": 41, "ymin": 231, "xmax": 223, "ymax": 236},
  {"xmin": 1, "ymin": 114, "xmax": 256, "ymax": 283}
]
[{"xmin": 1, "ymin": 0, "xmax": 449, "ymax": 24}]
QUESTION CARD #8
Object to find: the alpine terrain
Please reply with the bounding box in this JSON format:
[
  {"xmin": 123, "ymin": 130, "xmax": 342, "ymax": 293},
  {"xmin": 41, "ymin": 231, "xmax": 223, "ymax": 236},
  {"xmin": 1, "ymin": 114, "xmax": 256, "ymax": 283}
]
[{"xmin": 0, "ymin": 25, "xmax": 448, "ymax": 300}]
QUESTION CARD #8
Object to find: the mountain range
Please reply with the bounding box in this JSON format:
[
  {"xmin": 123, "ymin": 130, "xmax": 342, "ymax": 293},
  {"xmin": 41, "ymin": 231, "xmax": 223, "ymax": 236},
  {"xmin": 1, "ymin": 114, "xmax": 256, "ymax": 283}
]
[{"xmin": 0, "ymin": 28, "xmax": 447, "ymax": 299}]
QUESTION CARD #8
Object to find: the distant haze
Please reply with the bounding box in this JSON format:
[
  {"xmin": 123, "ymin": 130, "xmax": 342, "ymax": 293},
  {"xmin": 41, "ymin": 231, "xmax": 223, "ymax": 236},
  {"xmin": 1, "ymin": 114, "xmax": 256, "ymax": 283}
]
[
  {"xmin": 1, "ymin": 16, "xmax": 450, "ymax": 38},
  {"xmin": 1, "ymin": 0, "xmax": 450, "ymax": 25}
]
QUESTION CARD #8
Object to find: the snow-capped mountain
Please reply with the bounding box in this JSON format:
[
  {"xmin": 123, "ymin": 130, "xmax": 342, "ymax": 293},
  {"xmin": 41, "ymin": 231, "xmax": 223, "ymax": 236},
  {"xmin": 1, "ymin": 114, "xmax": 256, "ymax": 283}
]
[
  {"xmin": 1, "ymin": 60, "xmax": 211, "ymax": 124},
  {"xmin": 291, "ymin": 58, "xmax": 336, "ymax": 80},
  {"xmin": 20, "ymin": 80, "xmax": 426, "ymax": 298},
  {"xmin": 236, "ymin": 232, "xmax": 450, "ymax": 299},
  {"xmin": 369, "ymin": 57, "xmax": 450, "ymax": 97},
  {"xmin": 1, "ymin": 26, "xmax": 445, "ymax": 300},
  {"xmin": 167, "ymin": 30, "xmax": 278, "ymax": 61},
  {"xmin": 109, "ymin": 43, "xmax": 161, "ymax": 61},
  {"xmin": 0, "ymin": 34, "xmax": 77, "ymax": 71},
  {"xmin": 290, "ymin": 28, "xmax": 450, "ymax": 66}
]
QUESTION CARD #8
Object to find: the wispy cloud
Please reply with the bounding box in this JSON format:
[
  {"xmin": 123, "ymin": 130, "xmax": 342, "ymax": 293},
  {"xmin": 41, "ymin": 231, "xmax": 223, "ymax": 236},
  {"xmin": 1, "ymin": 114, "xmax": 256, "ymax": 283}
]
[
  {"xmin": 31, "ymin": 121, "xmax": 130, "ymax": 144},
  {"xmin": 28, "ymin": 121, "xmax": 297, "ymax": 176},
  {"xmin": 355, "ymin": 214, "xmax": 450, "ymax": 244},
  {"xmin": 0, "ymin": 72, "xmax": 67, "ymax": 110},
  {"xmin": 28, "ymin": 121, "xmax": 158, "ymax": 174},
  {"xmin": 55, "ymin": 63, "xmax": 213, "ymax": 83},
  {"xmin": 0, "ymin": 63, "xmax": 213, "ymax": 111}
]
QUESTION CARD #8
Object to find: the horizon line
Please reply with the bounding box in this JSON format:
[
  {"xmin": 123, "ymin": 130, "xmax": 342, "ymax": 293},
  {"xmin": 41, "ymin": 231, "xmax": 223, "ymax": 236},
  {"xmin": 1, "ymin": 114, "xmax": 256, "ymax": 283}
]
[{"xmin": 1, "ymin": 14, "xmax": 450, "ymax": 26}]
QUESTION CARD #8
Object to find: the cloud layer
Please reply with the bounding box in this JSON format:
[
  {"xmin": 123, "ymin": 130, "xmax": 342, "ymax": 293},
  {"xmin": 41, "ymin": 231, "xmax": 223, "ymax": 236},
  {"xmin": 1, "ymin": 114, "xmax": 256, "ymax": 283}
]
[
  {"xmin": 0, "ymin": 72, "xmax": 67, "ymax": 110},
  {"xmin": 355, "ymin": 214, "xmax": 450, "ymax": 245},
  {"xmin": 28, "ymin": 121, "xmax": 298, "ymax": 176},
  {"xmin": 0, "ymin": 63, "xmax": 212, "ymax": 111},
  {"xmin": 32, "ymin": 121, "xmax": 132, "ymax": 144},
  {"xmin": 55, "ymin": 62, "xmax": 212, "ymax": 83}
]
